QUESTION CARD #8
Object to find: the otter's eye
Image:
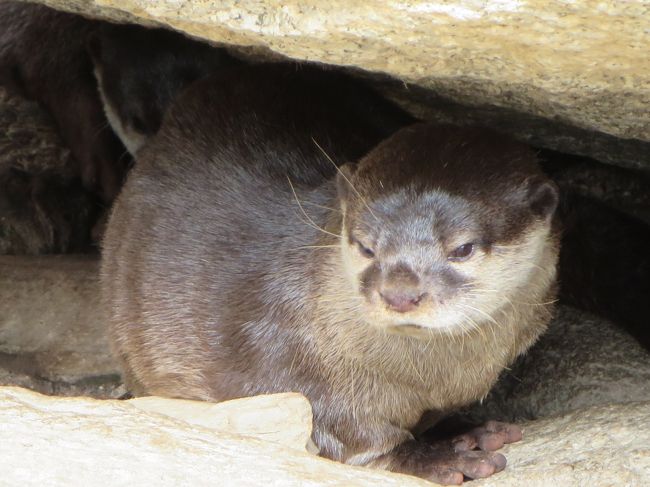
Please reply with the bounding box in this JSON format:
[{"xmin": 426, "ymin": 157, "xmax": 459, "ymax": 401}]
[
  {"xmin": 352, "ymin": 237, "xmax": 375, "ymax": 259},
  {"xmin": 448, "ymin": 243, "xmax": 474, "ymax": 262}
]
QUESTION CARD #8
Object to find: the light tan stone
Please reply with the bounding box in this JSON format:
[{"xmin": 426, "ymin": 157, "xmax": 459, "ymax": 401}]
[
  {"xmin": 0, "ymin": 387, "xmax": 430, "ymax": 486},
  {"xmin": 474, "ymin": 401, "xmax": 650, "ymax": 486},
  {"xmin": 23, "ymin": 0, "xmax": 650, "ymax": 145},
  {"xmin": 1, "ymin": 386, "xmax": 648, "ymax": 486},
  {"xmin": 129, "ymin": 393, "xmax": 317, "ymax": 452},
  {"xmin": 0, "ymin": 255, "xmax": 119, "ymax": 383}
]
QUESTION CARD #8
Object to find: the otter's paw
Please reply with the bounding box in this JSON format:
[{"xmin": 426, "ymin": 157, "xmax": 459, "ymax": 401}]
[
  {"xmin": 451, "ymin": 421, "xmax": 522, "ymax": 452},
  {"xmin": 375, "ymin": 426, "xmax": 519, "ymax": 485}
]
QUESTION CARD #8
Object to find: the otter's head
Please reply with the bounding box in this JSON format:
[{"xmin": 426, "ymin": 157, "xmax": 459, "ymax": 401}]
[{"xmin": 337, "ymin": 124, "xmax": 559, "ymax": 336}]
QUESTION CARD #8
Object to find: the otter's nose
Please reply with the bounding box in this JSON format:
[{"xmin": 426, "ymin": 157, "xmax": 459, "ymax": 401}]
[{"xmin": 380, "ymin": 290, "xmax": 425, "ymax": 313}]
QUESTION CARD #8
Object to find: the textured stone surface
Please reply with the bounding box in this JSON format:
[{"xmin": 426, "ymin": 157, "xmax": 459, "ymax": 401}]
[
  {"xmin": 474, "ymin": 401, "xmax": 650, "ymax": 487},
  {"xmin": 22, "ymin": 0, "xmax": 650, "ymax": 148},
  {"xmin": 461, "ymin": 306, "xmax": 650, "ymax": 423},
  {"xmin": 0, "ymin": 387, "xmax": 430, "ymax": 486},
  {"xmin": 0, "ymin": 86, "xmax": 73, "ymax": 175},
  {"xmin": 0, "ymin": 87, "xmax": 98, "ymax": 254},
  {"xmin": 1, "ymin": 386, "xmax": 648, "ymax": 486},
  {"xmin": 0, "ymin": 255, "xmax": 120, "ymax": 397},
  {"xmin": 378, "ymin": 80, "xmax": 650, "ymax": 171}
]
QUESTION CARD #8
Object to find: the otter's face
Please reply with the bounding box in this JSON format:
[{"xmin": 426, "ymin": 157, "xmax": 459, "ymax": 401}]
[{"xmin": 336, "ymin": 137, "xmax": 559, "ymax": 336}]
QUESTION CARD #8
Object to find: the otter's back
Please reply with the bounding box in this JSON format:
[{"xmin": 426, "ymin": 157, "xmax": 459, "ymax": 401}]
[{"xmin": 101, "ymin": 63, "xmax": 412, "ymax": 398}]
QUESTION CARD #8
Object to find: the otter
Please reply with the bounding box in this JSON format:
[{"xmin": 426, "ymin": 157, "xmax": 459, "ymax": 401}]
[{"xmin": 101, "ymin": 63, "xmax": 559, "ymax": 484}]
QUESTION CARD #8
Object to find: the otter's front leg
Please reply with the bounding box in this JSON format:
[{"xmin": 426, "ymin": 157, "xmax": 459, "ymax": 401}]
[{"xmin": 369, "ymin": 421, "xmax": 522, "ymax": 485}]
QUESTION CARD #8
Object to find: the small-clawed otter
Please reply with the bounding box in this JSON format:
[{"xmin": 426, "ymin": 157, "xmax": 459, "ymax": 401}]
[{"xmin": 102, "ymin": 64, "xmax": 559, "ymax": 484}]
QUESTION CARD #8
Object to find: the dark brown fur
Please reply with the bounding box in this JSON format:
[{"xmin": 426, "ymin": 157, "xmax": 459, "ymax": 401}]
[
  {"xmin": 88, "ymin": 19, "xmax": 240, "ymax": 155},
  {"xmin": 101, "ymin": 63, "xmax": 558, "ymax": 482},
  {"xmin": 0, "ymin": 2, "xmax": 126, "ymax": 203},
  {"xmin": 0, "ymin": 2, "xmax": 237, "ymax": 202}
]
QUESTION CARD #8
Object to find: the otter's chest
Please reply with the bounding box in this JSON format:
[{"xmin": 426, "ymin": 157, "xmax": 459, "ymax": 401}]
[{"xmin": 355, "ymin": 347, "xmax": 504, "ymax": 430}]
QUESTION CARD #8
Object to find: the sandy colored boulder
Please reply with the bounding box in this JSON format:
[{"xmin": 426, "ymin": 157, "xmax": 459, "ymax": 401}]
[
  {"xmin": 0, "ymin": 255, "xmax": 120, "ymax": 396},
  {"xmin": 1, "ymin": 386, "xmax": 648, "ymax": 486},
  {"xmin": 27, "ymin": 0, "xmax": 650, "ymax": 147},
  {"xmin": 0, "ymin": 387, "xmax": 430, "ymax": 486}
]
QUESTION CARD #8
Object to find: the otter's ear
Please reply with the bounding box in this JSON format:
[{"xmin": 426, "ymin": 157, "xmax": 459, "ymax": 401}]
[
  {"xmin": 336, "ymin": 163, "xmax": 357, "ymax": 201},
  {"xmin": 527, "ymin": 178, "xmax": 559, "ymax": 220}
]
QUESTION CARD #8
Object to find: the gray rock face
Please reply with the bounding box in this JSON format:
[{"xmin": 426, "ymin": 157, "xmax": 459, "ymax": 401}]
[
  {"xmin": 19, "ymin": 0, "xmax": 650, "ymax": 171},
  {"xmin": 0, "ymin": 255, "xmax": 121, "ymax": 398},
  {"xmin": 460, "ymin": 306, "xmax": 650, "ymax": 423},
  {"xmin": 0, "ymin": 87, "xmax": 98, "ymax": 254},
  {"xmin": 474, "ymin": 401, "xmax": 650, "ymax": 487}
]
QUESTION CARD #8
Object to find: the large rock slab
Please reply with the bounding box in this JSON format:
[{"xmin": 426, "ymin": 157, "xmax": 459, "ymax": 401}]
[
  {"xmin": 26, "ymin": 1, "xmax": 650, "ymax": 149},
  {"xmin": 0, "ymin": 255, "xmax": 120, "ymax": 397},
  {"xmin": 0, "ymin": 387, "xmax": 430, "ymax": 486},
  {"xmin": 0, "ymin": 386, "xmax": 648, "ymax": 486}
]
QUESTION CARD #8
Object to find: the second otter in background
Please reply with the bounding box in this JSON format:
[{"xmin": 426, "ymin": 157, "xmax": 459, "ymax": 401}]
[
  {"xmin": 0, "ymin": 2, "xmax": 237, "ymax": 202},
  {"xmin": 88, "ymin": 22, "xmax": 240, "ymax": 156}
]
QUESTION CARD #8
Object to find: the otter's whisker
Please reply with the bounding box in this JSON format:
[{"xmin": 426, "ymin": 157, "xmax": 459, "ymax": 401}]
[
  {"xmin": 459, "ymin": 304, "xmax": 502, "ymax": 329},
  {"xmin": 311, "ymin": 137, "xmax": 379, "ymax": 222},
  {"xmin": 292, "ymin": 245, "xmax": 340, "ymax": 250},
  {"xmin": 404, "ymin": 348, "xmax": 425, "ymax": 385},
  {"xmin": 287, "ymin": 175, "xmax": 341, "ymax": 238},
  {"xmin": 299, "ymin": 200, "xmax": 341, "ymax": 213},
  {"xmin": 92, "ymin": 120, "xmax": 112, "ymax": 140}
]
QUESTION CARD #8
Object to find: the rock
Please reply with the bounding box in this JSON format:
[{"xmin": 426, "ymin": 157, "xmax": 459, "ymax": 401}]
[
  {"xmin": 22, "ymin": 0, "xmax": 650, "ymax": 170},
  {"xmin": 129, "ymin": 394, "xmax": 318, "ymax": 452},
  {"xmin": 0, "ymin": 255, "xmax": 120, "ymax": 397},
  {"xmin": 376, "ymin": 79, "xmax": 650, "ymax": 171},
  {"xmin": 1, "ymin": 386, "xmax": 648, "ymax": 486},
  {"xmin": 0, "ymin": 86, "xmax": 74, "ymax": 176},
  {"xmin": 459, "ymin": 306, "xmax": 650, "ymax": 423},
  {"xmin": 0, "ymin": 87, "xmax": 99, "ymax": 254},
  {"xmin": 473, "ymin": 401, "xmax": 650, "ymax": 487},
  {"xmin": 543, "ymin": 153, "xmax": 650, "ymax": 224},
  {"xmin": 0, "ymin": 387, "xmax": 430, "ymax": 486}
]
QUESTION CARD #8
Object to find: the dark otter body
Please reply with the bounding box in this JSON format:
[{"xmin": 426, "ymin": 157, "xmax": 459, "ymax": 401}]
[
  {"xmin": 0, "ymin": 2, "xmax": 237, "ymax": 202},
  {"xmin": 102, "ymin": 63, "xmax": 558, "ymax": 483},
  {"xmin": 0, "ymin": 2, "xmax": 125, "ymax": 203}
]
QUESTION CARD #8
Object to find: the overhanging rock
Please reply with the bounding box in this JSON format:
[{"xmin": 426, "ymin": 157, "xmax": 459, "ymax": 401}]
[{"xmin": 27, "ymin": 1, "xmax": 650, "ymax": 158}]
